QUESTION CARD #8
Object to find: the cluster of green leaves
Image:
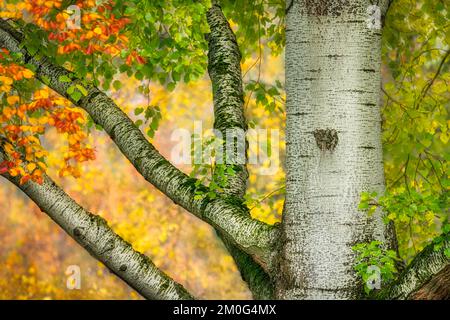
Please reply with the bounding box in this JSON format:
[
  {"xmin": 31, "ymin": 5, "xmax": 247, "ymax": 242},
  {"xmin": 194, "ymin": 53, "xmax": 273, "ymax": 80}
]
[
  {"xmin": 352, "ymin": 241, "xmax": 400, "ymax": 295},
  {"xmin": 432, "ymin": 222, "xmax": 450, "ymax": 258},
  {"xmin": 220, "ymin": 0, "xmax": 285, "ymax": 57},
  {"xmin": 359, "ymin": 189, "xmax": 448, "ymax": 259},
  {"xmin": 189, "ymin": 135, "xmax": 239, "ymax": 200},
  {"xmin": 192, "ymin": 163, "xmax": 237, "ymax": 200},
  {"xmin": 58, "ymin": 75, "xmax": 89, "ymax": 102},
  {"xmin": 16, "ymin": 0, "xmax": 211, "ymax": 93},
  {"xmin": 245, "ymin": 80, "xmax": 284, "ymax": 117},
  {"xmin": 359, "ymin": 191, "xmax": 446, "ymax": 223},
  {"xmin": 115, "ymin": 0, "xmax": 210, "ymax": 87},
  {"xmin": 134, "ymin": 105, "xmax": 162, "ymax": 139},
  {"xmin": 12, "ymin": 0, "xmax": 288, "ymax": 140},
  {"xmin": 361, "ymin": 0, "xmax": 450, "ymax": 261}
]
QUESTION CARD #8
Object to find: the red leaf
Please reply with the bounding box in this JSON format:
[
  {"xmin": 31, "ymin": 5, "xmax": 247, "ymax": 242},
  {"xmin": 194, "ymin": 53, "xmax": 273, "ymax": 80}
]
[{"xmin": 0, "ymin": 166, "xmax": 7, "ymax": 175}]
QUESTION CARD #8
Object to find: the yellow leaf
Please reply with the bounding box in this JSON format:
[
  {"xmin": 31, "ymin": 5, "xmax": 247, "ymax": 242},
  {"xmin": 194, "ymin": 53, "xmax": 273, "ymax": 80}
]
[
  {"xmin": 4, "ymin": 143, "xmax": 14, "ymax": 154},
  {"xmin": 7, "ymin": 95, "xmax": 19, "ymax": 105},
  {"xmin": 35, "ymin": 150, "xmax": 48, "ymax": 158},
  {"xmin": 0, "ymin": 76, "xmax": 13, "ymax": 85},
  {"xmin": 37, "ymin": 161, "xmax": 47, "ymax": 170},
  {"xmin": 26, "ymin": 163, "xmax": 36, "ymax": 172},
  {"xmin": 22, "ymin": 69, "xmax": 34, "ymax": 79},
  {"xmin": 440, "ymin": 132, "xmax": 449, "ymax": 144},
  {"xmin": 2, "ymin": 107, "xmax": 14, "ymax": 118},
  {"xmin": 33, "ymin": 169, "xmax": 43, "ymax": 177},
  {"xmin": 35, "ymin": 89, "xmax": 49, "ymax": 99}
]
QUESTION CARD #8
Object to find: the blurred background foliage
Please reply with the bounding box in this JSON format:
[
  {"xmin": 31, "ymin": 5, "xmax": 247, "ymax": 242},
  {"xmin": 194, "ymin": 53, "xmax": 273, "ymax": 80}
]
[
  {"xmin": 0, "ymin": 0, "xmax": 448, "ymax": 299},
  {"xmin": 379, "ymin": 0, "xmax": 449, "ymax": 260}
]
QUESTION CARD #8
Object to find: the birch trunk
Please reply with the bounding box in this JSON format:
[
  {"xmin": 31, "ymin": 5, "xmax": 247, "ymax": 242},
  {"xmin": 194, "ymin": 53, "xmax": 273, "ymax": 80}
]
[{"xmin": 278, "ymin": 0, "xmax": 395, "ymax": 299}]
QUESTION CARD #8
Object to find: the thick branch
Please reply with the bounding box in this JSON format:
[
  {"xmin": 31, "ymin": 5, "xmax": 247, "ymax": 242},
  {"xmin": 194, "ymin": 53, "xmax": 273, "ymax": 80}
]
[
  {"xmin": 379, "ymin": 238, "xmax": 449, "ymax": 299},
  {"xmin": 0, "ymin": 154, "xmax": 193, "ymax": 300},
  {"xmin": 206, "ymin": 5, "xmax": 275, "ymax": 298},
  {"xmin": 220, "ymin": 235, "xmax": 275, "ymax": 299},
  {"xmin": 0, "ymin": 19, "xmax": 278, "ymax": 268},
  {"xmin": 207, "ymin": 4, "xmax": 248, "ymax": 198}
]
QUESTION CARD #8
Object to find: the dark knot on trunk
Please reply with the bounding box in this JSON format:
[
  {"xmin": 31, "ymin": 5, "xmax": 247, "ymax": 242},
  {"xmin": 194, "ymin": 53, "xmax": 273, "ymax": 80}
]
[{"xmin": 313, "ymin": 128, "xmax": 338, "ymax": 151}]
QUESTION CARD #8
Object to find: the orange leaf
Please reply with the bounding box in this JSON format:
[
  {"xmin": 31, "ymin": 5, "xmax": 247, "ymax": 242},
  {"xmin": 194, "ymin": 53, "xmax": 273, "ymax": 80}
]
[{"xmin": 7, "ymin": 95, "xmax": 19, "ymax": 105}]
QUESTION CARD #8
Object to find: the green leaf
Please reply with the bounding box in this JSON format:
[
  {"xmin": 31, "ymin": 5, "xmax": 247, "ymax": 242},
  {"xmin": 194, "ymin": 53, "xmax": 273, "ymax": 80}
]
[
  {"xmin": 76, "ymin": 84, "xmax": 88, "ymax": 96},
  {"xmin": 70, "ymin": 90, "xmax": 82, "ymax": 102},
  {"xmin": 41, "ymin": 75, "xmax": 51, "ymax": 85},
  {"xmin": 134, "ymin": 107, "xmax": 144, "ymax": 115},
  {"xmin": 167, "ymin": 82, "xmax": 176, "ymax": 92},
  {"xmin": 113, "ymin": 80, "xmax": 122, "ymax": 90},
  {"xmin": 445, "ymin": 248, "xmax": 450, "ymax": 258},
  {"xmin": 147, "ymin": 128, "xmax": 155, "ymax": 138},
  {"xmin": 67, "ymin": 85, "xmax": 75, "ymax": 95},
  {"xmin": 58, "ymin": 75, "xmax": 72, "ymax": 83}
]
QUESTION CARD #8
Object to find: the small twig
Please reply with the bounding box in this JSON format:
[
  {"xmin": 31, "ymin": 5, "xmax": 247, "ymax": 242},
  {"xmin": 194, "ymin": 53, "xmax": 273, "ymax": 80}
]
[
  {"xmin": 249, "ymin": 185, "xmax": 285, "ymax": 211},
  {"xmin": 415, "ymin": 49, "xmax": 450, "ymax": 110}
]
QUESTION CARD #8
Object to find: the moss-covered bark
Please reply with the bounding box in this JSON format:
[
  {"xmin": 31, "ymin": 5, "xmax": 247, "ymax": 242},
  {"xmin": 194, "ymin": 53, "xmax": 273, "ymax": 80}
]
[{"xmin": 206, "ymin": 5, "xmax": 276, "ymax": 298}]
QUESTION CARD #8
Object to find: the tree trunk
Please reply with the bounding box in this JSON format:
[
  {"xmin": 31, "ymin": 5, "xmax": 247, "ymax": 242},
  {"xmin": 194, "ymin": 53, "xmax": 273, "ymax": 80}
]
[{"xmin": 277, "ymin": 0, "xmax": 395, "ymax": 299}]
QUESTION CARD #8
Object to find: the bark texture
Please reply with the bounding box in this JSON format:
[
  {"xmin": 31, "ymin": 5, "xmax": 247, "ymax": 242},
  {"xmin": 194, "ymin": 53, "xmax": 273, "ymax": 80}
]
[
  {"xmin": 279, "ymin": 0, "xmax": 394, "ymax": 299},
  {"xmin": 0, "ymin": 153, "xmax": 193, "ymax": 300},
  {"xmin": 379, "ymin": 238, "xmax": 449, "ymax": 300},
  {"xmin": 207, "ymin": 4, "xmax": 248, "ymax": 198},
  {"xmin": 220, "ymin": 234, "xmax": 275, "ymax": 299},
  {"xmin": 206, "ymin": 6, "xmax": 274, "ymax": 299},
  {"xmin": 207, "ymin": 4, "xmax": 274, "ymax": 299},
  {"xmin": 0, "ymin": 19, "xmax": 278, "ymax": 269},
  {"xmin": 410, "ymin": 265, "xmax": 450, "ymax": 300}
]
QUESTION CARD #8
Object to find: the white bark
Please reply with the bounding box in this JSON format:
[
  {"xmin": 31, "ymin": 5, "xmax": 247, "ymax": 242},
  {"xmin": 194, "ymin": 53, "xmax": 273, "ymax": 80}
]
[
  {"xmin": 279, "ymin": 0, "xmax": 394, "ymax": 299},
  {"xmin": 0, "ymin": 19, "xmax": 278, "ymax": 268}
]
